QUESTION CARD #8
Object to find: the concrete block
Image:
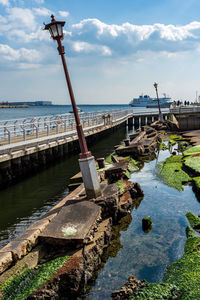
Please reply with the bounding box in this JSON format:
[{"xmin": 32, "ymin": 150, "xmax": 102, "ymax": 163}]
[
  {"xmin": 0, "ymin": 252, "xmax": 13, "ymax": 274},
  {"xmin": 15, "ymin": 229, "xmax": 41, "ymax": 248},
  {"xmin": 28, "ymin": 218, "xmax": 50, "ymax": 233},
  {"xmin": 79, "ymin": 156, "xmax": 101, "ymax": 198},
  {"xmin": 0, "ymin": 240, "xmax": 28, "ymax": 261}
]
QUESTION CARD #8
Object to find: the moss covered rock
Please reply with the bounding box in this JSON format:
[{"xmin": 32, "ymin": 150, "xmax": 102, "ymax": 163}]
[
  {"xmin": 164, "ymin": 251, "xmax": 200, "ymax": 299},
  {"xmin": 184, "ymin": 156, "xmax": 200, "ymax": 174},
  {"xmin": 184, "ymin": 237, "xmax": 200, "ymax": 255},
  {"xmin": 142, "ymin": 217, "xmax": 152, "ymax": 233},
  {"xmin": 185, "ymin": 226, "xmax": 195, "ymax": 238},
  {"xmin": 186, "ymin": 212, "xmax": 200, "ymax": 229},
  {"xmin": 183, "ymin": 145, "xmax": 200, "ymax": 156},
  {"xmin": 130, "ymin": 282, "xmax": 182, "ymax": 299},
  {"xmin": 157, "ymin": 160, "xmax": 191, "ymax": 191},
  {"xmin": 0, "ymin": 255, "xmax": 69, "ymax": 300},
  {"xmin": 193, "ymin": 177, "xmax": 200, "ymax": 189}
]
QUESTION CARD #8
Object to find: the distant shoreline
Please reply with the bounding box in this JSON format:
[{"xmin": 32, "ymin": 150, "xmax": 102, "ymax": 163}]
[{"xmin": 0, "ymin": 105, "xmax": 29, "ymax": 108}]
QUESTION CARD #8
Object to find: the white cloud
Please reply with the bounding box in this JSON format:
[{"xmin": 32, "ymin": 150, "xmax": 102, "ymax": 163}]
[
  {"xmin": 72, "ymin": 41, "xmax": 112, "ymax": 56},
  {"xmin": 8, "ymin": 28, "xmax": 50, "ymax": 42},
  {"xmin": 58, "ymin": 11, "xmax": 69, "ymax": 18},
  {"xmin": 0, "ymin": 0, "xmax": 9, "ymax": 6},
  {"xmin": 69, "ymin": 18, "xmax": 200, "ymax": 56},
  {"xmin": 0, "ymin": 44, "xmax": 41, "ymax": 62},
  {"xmin": 34, "ymin": 0, "xmax": 44, "ymax": 3},
  {"xmin": 0, "ymin": 14, "xmax": 7, "ymax": 23},
  {"xmin": 7, "ymin": 7, "xmax": 36, "ymax": 30},
  {"xmin": 33, "ymin": 7, "xmax": 51, "ymax": 17}
]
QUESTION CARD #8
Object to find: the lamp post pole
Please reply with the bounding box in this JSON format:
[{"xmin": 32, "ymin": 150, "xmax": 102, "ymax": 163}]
[
  {"xmin": 153, "ymin": 82, "xmax": 163, "ymax": 121},
  {"xmin": 44, "ymin": 15, "xmax": 101, "ymax": 198},
  {"xmin": 56, "ymin": 38, "xmax": 91, "ymax": 159}
]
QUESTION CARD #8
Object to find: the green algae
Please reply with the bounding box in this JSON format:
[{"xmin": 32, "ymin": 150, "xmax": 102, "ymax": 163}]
[
  {"xmin": 130, "ymin": 283, "xmax": 181, "ymax": 299},
  {"xmin": 163, "ymin": 251, "xmax": 200, "ymax": 299},
  {"xmin": 128, "ymin": 157, "xmax": 139, "ymax": 173},
  {"xmin": 124, "ymin": 170, "xmax": 130, "ymax": 179},
  {"xmin": 186, "ymin": 212, "xmax": 200, "ymax": 229},
  {"xmin": 165, "ymin": 155, "xmax": 183, "ymax": 163},
  {"xmin": 185, "ymin": 226, "xmax": 195, "ymax": 238},
  {"xmin": 157, "ymin": 160, "xmax": 191, "ymax": 191},
  {"xmin": 105, "ymin": 155, "xmax": 112, "ymax": 163},
  {"xmin": 184, "ymin": 156, "xmax": 200, "ymax": 174},
  {"xmin": 184, "ymin": 237, "xmax": 200, "ymax": 255},
  {"xmin": 0, "ymin": 255, "xmax": 69, "ymax": 300},
  {"xmin": 183, "ymin": 145, "xmax": 200, "ymax": 156},
  {"xmin": 115, "ymin": 181, "xmax": 126, "ymax": 193},
  {"xmin": 159, "ymin": 142, "xmax": 169, "ymax": 151},
  {"xmin": 169, "ymin": 134, "xmax": 181, "ymax": 140},
  {"xmin": 193, "ymin": 177, "xmax": 200, "ymax": 189},
  {"xmin": 169, "ymin": 139, "xmax": 176, "ymax": 146}
]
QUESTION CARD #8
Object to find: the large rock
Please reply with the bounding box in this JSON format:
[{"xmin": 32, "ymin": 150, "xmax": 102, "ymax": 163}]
[{"xmin": 112, "ymin": 275, "xmax": 147, "ymax": 299}]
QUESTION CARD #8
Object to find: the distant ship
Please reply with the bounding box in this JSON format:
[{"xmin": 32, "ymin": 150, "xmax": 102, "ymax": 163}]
[{"xmin": 129, "ymin": 94, "xmax": 172, "ymax": 108}]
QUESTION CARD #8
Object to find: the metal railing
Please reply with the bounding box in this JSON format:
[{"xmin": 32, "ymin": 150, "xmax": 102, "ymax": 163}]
[
  {"xmin": 0, "ymin": 108, "xmax": 170, "ymax": 156},
  {"xmin": 170, "ymin": 105, "xmax": 200, "ymax": 114}
]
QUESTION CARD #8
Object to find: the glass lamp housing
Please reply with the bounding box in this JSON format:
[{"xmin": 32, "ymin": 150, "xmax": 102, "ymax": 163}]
[{"xmin": 44, "ymin": 16, "xmax": 65, "ymax": 40}]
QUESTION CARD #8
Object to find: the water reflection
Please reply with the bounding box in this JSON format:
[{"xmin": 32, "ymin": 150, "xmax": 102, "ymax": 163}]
[{"xmin": 83, "ymin": 147, "xmax": 200, "ymax": 300}]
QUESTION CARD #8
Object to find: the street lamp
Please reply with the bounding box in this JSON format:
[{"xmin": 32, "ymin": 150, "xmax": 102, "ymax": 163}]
[
  {"xmin": 153, "ymin": 82, "xmax": 163, "ymax": 121},
  {"xmin": 44, "ymin": 15, "xmax": 101, "ymax": 198}
]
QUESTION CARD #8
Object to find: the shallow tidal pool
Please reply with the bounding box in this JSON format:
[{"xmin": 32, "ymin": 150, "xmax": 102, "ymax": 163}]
[{"xmin": 82, "ymin": 148, "xmax": 200, "ymax": 299}]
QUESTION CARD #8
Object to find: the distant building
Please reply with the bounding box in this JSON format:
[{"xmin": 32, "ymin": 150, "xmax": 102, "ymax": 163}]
[{"xmin": 0, "ymin": 101, "xmax": 53, "ymax": 106}]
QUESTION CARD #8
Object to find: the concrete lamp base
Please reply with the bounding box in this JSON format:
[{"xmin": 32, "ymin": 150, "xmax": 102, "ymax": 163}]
[{"xmin": 79, "ymin": 156, "xmax": 101, "ymax": 199}]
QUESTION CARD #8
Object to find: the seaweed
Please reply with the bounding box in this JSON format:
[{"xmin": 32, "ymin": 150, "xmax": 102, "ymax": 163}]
[
  {"xmin": 184, "ymin": 156, "xmax": 200, "ymax": 174},
  {"xmin": 183, "ymin": 145, "xmax": 200, "ymax": 156},
  {"xmin": 105, "ymin": 155, "xmax": 112, "ymax": 163},
  {"xmin": 0, "ymin": 255, "xmax": 69, "ymax": 300},
  {"xmin": 157, "ymin": 161, "xmax": 191, "ymax": 191},
  {"xmin": 159, "ymin": 142, "xmax": 169, "ymax": 151},
  {"xmin": 130, "ymin": 282, "xmax": 182, "ymax": 299},
  {"xmin": 165, "ymin": 155, "xmax": 183, "ymax": 163},
  {"xmin": 164, "ymin": 251, "xmax": 200, "ymax": 299},
  {"xmin": 192, "ymin": 177, "xmax": 200, "ymax": 189},
  {"xmin": 169, "ymin": 135, "xmax": 181, "ymax": 140},
  {"xmin": 114, "ymin": 181, "xmax": 126, "ymax": 193},
  {"xmin": 184, "ymin": 237, "xmax": 200, "ymax": 254},
  {"xmin": 128, "ymin": 158, "xmax": 139, "ymax": 173},
  {"xmin": 185, "ymin": 226, "xmax": 195, "ymax": 238},
  {"xmin": 186, "ymin": 212, "xmax": 200, "ymax": 229},
  {"xmin": 124, "ymin": 170, "xmax": 130, "ymax": 179},
  {"xmin": 169, "ymin": 139, "xmax": 176, "ymax": 146}
]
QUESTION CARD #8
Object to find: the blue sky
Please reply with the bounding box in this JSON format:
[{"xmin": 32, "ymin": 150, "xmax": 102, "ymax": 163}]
[{"xmin": 1, "ymin": 0, "xmax": 200, "ymax": 104}]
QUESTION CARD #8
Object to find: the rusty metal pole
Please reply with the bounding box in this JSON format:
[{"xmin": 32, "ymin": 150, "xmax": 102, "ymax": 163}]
[
  {"xmin": 154, "ymin": 82, "xmax": 163, "ymax": 121},
  {"xmin": 56, "ymin": 39, "xmax": 91, "ymax": 159},
  {"xmin": 44, "ymin": 15, "xmax": 101, "ymax": 198}
]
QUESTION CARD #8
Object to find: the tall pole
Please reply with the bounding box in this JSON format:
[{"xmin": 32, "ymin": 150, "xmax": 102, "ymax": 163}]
[
  {"xmin": 45, "ymin": 15, "xmax": 101, "ymax": 198},
  {"xmin": 154, "ymin": 82, "xmax": 163, "ymax": 121},
  {"xmin": 56, "ymin": 39, "xmax": 91, "ymax": 159}
]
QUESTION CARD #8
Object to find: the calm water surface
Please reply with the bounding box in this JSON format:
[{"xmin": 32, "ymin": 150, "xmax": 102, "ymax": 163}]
[{"xmin": 84, "ymin": 149, "xmax": 200, "ymax": 299}]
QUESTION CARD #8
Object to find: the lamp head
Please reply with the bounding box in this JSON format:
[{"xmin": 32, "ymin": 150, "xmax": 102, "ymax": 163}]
[
  {"xmin": 44, "ymin": 15, "xmax": 65, "ymax": 40},
  {"xmin": 154, "ymin": 82, "xmax": 158, "ymax": 89}
]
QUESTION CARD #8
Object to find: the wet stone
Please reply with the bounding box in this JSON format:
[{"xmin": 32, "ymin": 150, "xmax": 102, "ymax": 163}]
[
  {"xmin": 39, "ymin": 200, "xmax": 101, "ymax": 247},
  {"xmin": 0, "ymin": 252, "xmax": 12, "ymax": 274},
  {"xmin": 0, "ymin": 240, "xmax": 29, "ymax": 261}
]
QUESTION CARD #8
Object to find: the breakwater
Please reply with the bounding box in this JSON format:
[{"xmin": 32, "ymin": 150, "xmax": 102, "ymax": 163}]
[{"xmin": 0, "ymin": 110, "xmax": 169, "ymax": 188}]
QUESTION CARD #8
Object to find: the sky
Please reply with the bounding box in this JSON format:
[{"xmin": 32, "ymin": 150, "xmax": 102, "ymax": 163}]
[{"xmin": 1, "ymin": 0, "xmax": 200, "ymax": 104}]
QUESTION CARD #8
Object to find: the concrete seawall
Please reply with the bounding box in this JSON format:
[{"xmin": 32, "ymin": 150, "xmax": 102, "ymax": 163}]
[{"xmin": 0, "ymin": 121, "xmax": 126, "ymax": 188}]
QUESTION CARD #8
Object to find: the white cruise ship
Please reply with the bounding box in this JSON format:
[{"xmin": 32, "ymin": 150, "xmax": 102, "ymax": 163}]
[{"xmin": 129, "ymin": 94, "xmax": 172, "ymax": 108}]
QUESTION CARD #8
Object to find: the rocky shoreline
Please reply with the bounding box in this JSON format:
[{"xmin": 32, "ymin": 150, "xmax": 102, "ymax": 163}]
[{"xmin": 1, "ymin": 117, "xmax": 200, "ymax": 299}]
